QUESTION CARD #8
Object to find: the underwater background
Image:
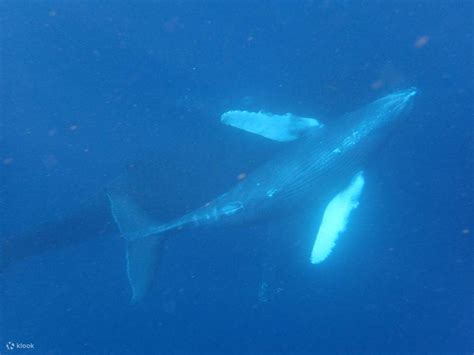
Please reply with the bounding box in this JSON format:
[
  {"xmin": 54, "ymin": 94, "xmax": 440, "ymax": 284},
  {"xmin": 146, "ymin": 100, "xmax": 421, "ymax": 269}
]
[{"xmin": 1, "ymin": 1, "xmax": 472, "ymax": 354}]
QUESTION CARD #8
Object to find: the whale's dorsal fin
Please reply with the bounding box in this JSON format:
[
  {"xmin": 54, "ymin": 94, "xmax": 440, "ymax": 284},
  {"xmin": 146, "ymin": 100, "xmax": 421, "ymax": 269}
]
[{"xmin": 221, "ymin": 110, "xmax": 323, "ymax": 142}]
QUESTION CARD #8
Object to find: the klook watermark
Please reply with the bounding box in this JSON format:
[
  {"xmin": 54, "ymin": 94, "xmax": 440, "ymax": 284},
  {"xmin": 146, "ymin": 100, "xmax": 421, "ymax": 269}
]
[{"xmin": 5, "ymin": 341, "xmax": 34, "ymax": 351}]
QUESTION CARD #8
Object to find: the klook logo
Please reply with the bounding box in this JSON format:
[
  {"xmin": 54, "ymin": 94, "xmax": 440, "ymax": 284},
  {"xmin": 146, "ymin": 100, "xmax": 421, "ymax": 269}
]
[{"xmin": 5, "ymin": 341, "xmax": 34, "ymax": 351}]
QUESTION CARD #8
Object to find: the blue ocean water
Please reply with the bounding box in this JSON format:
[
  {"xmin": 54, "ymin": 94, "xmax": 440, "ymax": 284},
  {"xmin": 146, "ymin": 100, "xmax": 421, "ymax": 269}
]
[{"xmin": 1, "ymin": 1, "xmax": 472, "ymax": 354}]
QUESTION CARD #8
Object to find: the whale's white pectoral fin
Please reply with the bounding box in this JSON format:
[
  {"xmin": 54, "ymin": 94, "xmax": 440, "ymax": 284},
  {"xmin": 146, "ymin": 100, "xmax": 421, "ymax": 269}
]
[
  {"xmin": 221, "ymin": 110, "xmax": 323, "ymax": 142},
  {"xmin": 311, "ymin": 171, "xmax": 365, "ymax": 264}
]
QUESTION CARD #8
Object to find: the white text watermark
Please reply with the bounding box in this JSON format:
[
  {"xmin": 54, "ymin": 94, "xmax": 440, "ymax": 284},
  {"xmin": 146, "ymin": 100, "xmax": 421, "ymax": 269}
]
[{"xmin": 5, "ymin": 341, "xmax": 35, "ymax": 351}]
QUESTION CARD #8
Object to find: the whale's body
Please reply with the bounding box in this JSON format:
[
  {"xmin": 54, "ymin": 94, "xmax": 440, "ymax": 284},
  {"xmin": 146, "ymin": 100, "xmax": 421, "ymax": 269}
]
[
  {"xmin": 0, "ymin": 89, "xmax": 416, "ymax": 303},
  {"xmin": 105, "ymin": 88, "xmax": 416, "ymax": 302}
]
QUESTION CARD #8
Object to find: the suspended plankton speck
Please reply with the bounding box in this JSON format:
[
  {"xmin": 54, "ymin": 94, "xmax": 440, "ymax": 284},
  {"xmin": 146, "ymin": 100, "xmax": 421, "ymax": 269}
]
[
  {"xmin": 237, "ymin": 172, "xmax": 247, "ymax": 180},
  {"xmin": 42, "ymin": 154, "xmax": 58, "ymax": 168},
  {"xmin": 371, "ymin": 80, "xmax": 384, "ymax": 90},
  {"xmin": 414, "ymin": 35, "xmax": 430, "ymax": 48}
]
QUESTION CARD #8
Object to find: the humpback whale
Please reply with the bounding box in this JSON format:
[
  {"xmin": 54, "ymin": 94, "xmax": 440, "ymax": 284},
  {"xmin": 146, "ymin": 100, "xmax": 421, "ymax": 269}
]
[
  {"xmin": 1, "ymin": 88, "xmax": 417, "ymax": 303},
  {"xmin": 107, "ymin": 88, "xmax": 416, "ymax": 302}
]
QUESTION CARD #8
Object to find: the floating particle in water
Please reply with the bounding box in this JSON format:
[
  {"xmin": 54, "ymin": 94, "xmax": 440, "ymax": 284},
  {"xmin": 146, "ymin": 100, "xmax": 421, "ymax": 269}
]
[
  {"xmin": 414, "ymin": 35, "xmax": 430, "ymax": 48},
  {"xmin": 42, "ymin": 154, "xmax": 58, "ymax": 168},
  {"xmin": 69, "ymin": 125, "xmax": 78, "ymax": 131},
  {"xmin": 162, "ymin": 300, "xmax": 176, "ymax": 314},
  {"xmin": 3, "ymin": 157, "xmax": 13, "ymax": 165},
  {"xmin": 461, "ymin": 228, "xmax": 470, "ymax": 235},
  {"xmin": 371, "ymin": 80, "xmax": 385, "ymax": 90},
  {"xmin": 163, "ymin": 16, "xmax": 182, "ymax": 33},
  {"xmin": 258, "ymin": 281, "xmax": 269, "ymax": 303},
  {"xmin": 237, "ymin": 172, "xmax": 247, "ymax": 181}
]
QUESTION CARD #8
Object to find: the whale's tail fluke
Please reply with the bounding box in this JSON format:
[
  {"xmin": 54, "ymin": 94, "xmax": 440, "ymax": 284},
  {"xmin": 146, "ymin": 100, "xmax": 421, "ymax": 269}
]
[
  {"xmin": 107, "ymin": 189, "xmax": 167, "ymax": 303},
  {"xmin": 125, "ymin": 236, "xmax": 163, "ymax": 304}
]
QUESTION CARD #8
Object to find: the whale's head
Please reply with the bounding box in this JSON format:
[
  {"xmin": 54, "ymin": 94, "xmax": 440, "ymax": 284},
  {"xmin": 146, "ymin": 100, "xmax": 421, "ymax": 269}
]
[
  {"xmin": 338, "ymin": 88, "xmax": 417, "ymax": 156},
  {"xmin": 377, "ymin": 87, "xmax": 417, "ymax": 122},
  {"xmin": 352, "ymin": 87, "xmax": 417, "ymax": 138}
]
